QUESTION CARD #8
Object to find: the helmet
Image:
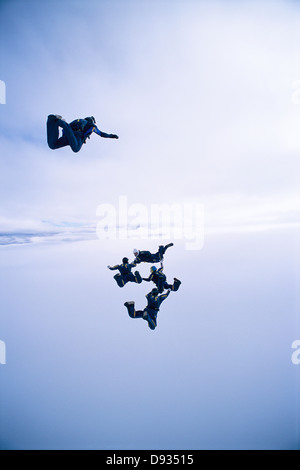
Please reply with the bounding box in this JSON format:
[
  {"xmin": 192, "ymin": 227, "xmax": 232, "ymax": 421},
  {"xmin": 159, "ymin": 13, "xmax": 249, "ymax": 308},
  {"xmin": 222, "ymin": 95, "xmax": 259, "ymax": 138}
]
[
  {"xmin": 152, "ymin": 288, "xmax": 159, "ymax": 295},
  {"xmin": 84, "ymin": 116, "xmax": 96, "ymax": 125},
  {"xmin": 133, "ymin": 249, "xmax": 139, "ymax": 256},
  {"xmin": 122, "ymin": 257, "xmax": 129, "ymax": 264},
  {"xmin": 150, "ymin": 266, "xmax": 157, "ymax": 273}
]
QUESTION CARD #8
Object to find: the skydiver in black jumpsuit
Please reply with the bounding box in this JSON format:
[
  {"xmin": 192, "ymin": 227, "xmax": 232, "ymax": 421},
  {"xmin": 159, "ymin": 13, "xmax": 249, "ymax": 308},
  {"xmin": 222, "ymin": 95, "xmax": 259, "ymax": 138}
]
[
  {"xmin": 47, "ymin": 115, "xmax": 118, "ymax": 153},
  {"xmin": 108, "ymin": 258, "xmax": 142, "ymax": 288},
  {"xmin": 124, "ymin": 288, "xmax": 171, "ymax": 330},
  {"xmin": 132, "ymin": 243, "xmax": 174, "ymax": 264},
  {"xmin": 142, "ymin": 266, "xmax": 181, "ymax": 294}
]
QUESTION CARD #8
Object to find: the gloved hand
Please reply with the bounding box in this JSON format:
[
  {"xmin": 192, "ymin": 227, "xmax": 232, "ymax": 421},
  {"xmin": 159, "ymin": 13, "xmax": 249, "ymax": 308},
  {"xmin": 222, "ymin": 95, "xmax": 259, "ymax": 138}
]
[{"xmin": 110, "ymin": 134, "xmax": 119, "ymax": 139}]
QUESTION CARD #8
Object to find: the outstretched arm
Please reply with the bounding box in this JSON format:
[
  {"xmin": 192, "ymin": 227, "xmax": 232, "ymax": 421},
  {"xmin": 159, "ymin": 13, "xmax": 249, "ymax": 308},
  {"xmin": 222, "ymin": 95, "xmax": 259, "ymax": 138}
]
[
  {"xmin": 108, "ymin": 265, "xmax": 119, "ymax": 271},
  {"xmin": 93, "ymin": 127, "xmax": 119, "ymax": 139}
]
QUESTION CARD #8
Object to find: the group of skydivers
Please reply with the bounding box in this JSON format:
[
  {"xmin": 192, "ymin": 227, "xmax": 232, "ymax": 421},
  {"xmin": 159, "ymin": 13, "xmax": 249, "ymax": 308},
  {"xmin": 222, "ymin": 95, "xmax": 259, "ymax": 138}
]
[
  {"xmin": 46, "ymin": 114, "xmax": 181, "ymax": 330},
  {"xmin": 108, "ymin": 243, "xmax": 181, "ymax": 330}
]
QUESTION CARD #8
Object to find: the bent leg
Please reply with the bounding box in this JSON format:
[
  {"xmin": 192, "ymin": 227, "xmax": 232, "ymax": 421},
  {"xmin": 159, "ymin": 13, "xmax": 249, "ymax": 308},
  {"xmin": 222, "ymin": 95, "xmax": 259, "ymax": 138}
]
[
  {"xmin": 163, "ymin": 282, "xmax": 173, "ymax": 291},
  {"xmin": 157, "ymin": 244, "xmax": 173, "ymax": 261},
  {"xmin": 158, "ymin": 245, "xmax": 165, "ymax": 259},
  {"xmin": 147, "ymin": 318, "xmax": 157, "ymax": 330},
  {"xmin": 172, "ymin": 278, "xmax": 181, "ymax": 292},
  {"xmin": 165, "ymin": 243, "xmax": 174, "ymax": 251},
  {"xmin": 165, "ymin": 278, "xmax": 181, "ymax": 292},
  {"xmin": 47, "ymin": 115, "xmax": 69, "ymax": 150},
  {"xmin": 114, "ymin": 274, "xmax": 126, "ymax": 288},
  {"xmin": 124, "ymin": 302, "xmax": 144, "ymax": 319},
  {"xmin": 126, "ymin": 272, "xmax": 142, "ymax": 284},
  {"xmin": 133, "ymin": 309, "xmax": 145, "ymax": 319},
  {"xmin": 134, "ymin": 271, "xmax": 143, "ymax": 284},
  {"xmin": 58, "ymin": 120, "xmax": 82, "ymax": 153},
  {"xmin": 143, "ymin": 309, "xmax": 157, "ymax": 330},
  {"xmin": 159, "ymin": 243, "xmax": 174, "ymax": 258}
]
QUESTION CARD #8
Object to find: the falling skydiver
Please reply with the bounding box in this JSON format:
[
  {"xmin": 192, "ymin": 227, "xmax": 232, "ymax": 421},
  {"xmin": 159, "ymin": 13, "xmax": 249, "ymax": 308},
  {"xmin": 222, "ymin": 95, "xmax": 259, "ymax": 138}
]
[
  {"xmin": 124, "ymin": 288, "xmax": 171, "ymax": 330},
  {"xmin": 132, "ymin": 243, "xmax": 174, "ymax": 265},
  {"xmin": 142, "ymin": 266, "xmax": 181, "ymax": 294},
  {"xmin": 108, "ymin": 258, "xmax": 142, "ymax": 288},
  {"xmin": 47, "ymin": 114, "xmax": 119, "ymax": 153}
]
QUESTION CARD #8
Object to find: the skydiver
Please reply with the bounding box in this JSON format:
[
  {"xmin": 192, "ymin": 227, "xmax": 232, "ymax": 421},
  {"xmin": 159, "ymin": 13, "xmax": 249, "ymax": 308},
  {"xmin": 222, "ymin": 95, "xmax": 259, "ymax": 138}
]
[
  {"xmin": 132, "ymin": 243, "xmax": 174, "ymax": 264},
  {"xmin": 142, "ymin": 266, "xmax": 181, "ymax": 294},
  {"xmin": 108, "ymin": 257, "xmax": 142, "ymax": 288},
  {"xmin": 124, "ymin": 288, "xmax": 171, "ymax": 330},
  {"xmin": 47, "ymin": 114, "xmax": 119, "ymax": 153}
]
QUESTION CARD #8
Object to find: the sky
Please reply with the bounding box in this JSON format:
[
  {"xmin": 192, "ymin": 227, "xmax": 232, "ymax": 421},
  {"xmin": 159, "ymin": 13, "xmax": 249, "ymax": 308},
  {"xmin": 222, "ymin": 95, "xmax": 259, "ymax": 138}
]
[{"xmin": 0, "ymin": 0, "xmax": 300, "ymax": 450}]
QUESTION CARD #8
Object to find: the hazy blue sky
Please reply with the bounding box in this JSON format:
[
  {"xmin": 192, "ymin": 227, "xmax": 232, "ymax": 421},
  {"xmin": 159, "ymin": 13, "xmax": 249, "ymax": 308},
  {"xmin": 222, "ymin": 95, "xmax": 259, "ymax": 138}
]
[{"xmin": 0, "ymin": 0, "xmax": 300, "ymax": 450}]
